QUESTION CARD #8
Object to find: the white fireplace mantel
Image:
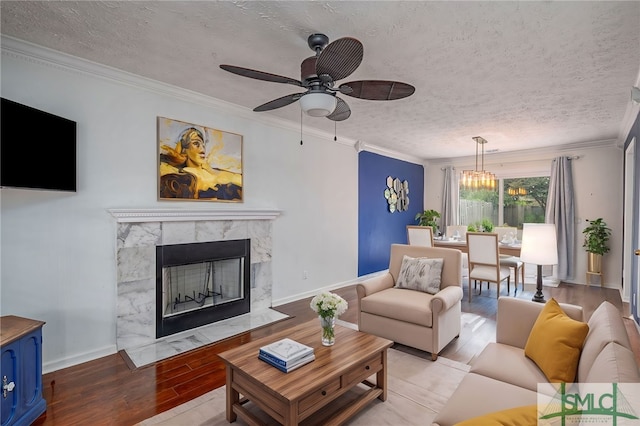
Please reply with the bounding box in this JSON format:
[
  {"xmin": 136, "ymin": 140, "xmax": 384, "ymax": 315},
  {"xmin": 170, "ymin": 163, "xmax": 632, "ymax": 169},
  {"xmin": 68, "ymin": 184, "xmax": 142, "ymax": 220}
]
[
  {"xmin": 109, "ymin": 208, "xmax": 281, "ymax": 223},
  {"xmin": 114, "ymin": 207, "xmax": 279, "ymax": 354}
]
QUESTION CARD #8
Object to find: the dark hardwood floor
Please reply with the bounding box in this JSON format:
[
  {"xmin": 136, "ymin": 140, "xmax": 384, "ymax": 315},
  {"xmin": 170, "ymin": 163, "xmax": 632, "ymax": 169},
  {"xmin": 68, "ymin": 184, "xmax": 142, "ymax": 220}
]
[{"xmin": 33, "ymin": 282, "xmax": 640, "ymax": 425}]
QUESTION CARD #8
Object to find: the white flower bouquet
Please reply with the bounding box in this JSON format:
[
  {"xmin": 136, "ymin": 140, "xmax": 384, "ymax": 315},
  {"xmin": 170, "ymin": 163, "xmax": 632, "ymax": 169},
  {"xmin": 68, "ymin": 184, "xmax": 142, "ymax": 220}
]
[
  {"xmin": 310, "ymin": 291, "xmax": 348, "ymax": 319},
  {"xmin": 310, "ymin": 291, "xmax": 348, "ymax": 346}
]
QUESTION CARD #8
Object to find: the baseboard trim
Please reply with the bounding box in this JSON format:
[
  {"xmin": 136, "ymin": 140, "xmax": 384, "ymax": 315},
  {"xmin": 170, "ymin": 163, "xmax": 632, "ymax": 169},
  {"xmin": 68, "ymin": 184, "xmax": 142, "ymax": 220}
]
[
  {"xmin": 272, "ymin": 270, "xmax": 387, "ymax": 307},
  {"xmin": 43, "ymin": 344, "xmax": 117, "ymax": 374}
]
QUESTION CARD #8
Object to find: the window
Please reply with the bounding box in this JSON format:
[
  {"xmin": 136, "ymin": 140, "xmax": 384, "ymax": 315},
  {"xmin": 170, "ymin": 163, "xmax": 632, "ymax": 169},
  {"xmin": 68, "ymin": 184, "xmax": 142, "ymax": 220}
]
[
  {"xmin": 502, "ymin": 177, "xmax": 549, "ymax": 229},
  {"xmin": 460, "ymin": 176, "xmax": 549, "ymax": 230},
  {"xmin": 459, "ymin": 186, "xmax": 498, "ymax": 231}
]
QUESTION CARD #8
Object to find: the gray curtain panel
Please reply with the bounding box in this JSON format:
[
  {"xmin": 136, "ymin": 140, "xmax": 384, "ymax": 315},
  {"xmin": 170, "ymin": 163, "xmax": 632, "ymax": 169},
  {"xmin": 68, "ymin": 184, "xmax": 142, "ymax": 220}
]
[
  {"xmin": 441, "ymin": 166, "xmax": 459, "ymax": 232},
  {"xmin": 546, "ymin": 156, "xmax": 575, "ymax": 280}
]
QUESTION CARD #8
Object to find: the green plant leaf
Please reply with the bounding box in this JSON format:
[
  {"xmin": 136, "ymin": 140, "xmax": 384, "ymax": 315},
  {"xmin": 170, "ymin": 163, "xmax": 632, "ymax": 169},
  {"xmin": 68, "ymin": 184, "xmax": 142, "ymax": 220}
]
[{"xmin": 582, "ymin": 218, "xmax": 611, "ymax": 255}]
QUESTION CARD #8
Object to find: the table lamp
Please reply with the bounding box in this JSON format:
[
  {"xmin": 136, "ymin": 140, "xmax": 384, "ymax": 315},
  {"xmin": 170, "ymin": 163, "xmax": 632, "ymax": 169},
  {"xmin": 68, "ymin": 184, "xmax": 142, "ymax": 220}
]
[{"xmin": 519, "ymin": 223, "xmax": 558, "ymax": 303}]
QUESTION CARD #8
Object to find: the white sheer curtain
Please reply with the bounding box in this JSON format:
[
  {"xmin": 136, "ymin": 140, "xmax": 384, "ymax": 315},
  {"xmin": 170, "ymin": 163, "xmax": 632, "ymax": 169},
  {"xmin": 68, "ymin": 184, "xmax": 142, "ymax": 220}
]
[
  {"xmin": 441, "ymin": 166, "xmax": 459, "ymax": 232},
  {"xmin": 546, "ymin": 157, "xmax": 575, "ymax": 280}
]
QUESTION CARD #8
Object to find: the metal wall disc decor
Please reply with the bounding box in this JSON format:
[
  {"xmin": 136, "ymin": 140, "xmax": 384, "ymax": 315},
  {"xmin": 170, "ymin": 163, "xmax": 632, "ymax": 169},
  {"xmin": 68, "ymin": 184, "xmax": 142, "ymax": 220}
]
[{"xmin": 384, "ymin": 176, "xmax": 409, "ymax": 213}]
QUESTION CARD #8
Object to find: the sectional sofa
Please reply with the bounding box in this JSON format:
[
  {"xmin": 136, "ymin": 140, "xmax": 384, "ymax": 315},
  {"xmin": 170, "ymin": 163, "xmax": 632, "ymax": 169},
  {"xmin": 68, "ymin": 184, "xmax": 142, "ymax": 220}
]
[{"xmin": 433, "ymin": 297, "xmax": 640, "ymax": 425}]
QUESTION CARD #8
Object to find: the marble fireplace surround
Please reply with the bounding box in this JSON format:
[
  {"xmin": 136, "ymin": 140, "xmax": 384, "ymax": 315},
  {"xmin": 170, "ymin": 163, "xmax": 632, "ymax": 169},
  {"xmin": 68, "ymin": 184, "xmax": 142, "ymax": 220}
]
[{"xmin": 110, "ymin": 208, "xmax": 281, "ymax": 353}]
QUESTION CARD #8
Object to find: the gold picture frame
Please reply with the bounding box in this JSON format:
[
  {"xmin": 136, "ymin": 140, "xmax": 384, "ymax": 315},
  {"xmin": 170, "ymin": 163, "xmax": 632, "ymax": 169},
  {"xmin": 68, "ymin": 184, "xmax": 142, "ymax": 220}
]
[{"xmin": 158, "ymin": 117, "xmax": 243, "ymax": 202}]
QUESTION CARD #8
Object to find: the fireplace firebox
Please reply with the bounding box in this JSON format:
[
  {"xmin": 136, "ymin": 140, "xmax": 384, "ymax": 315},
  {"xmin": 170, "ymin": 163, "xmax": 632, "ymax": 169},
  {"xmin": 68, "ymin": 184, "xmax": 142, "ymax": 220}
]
[{"xmin": 156, "ymin": 239, "xmax": 250, "ymax": 338}]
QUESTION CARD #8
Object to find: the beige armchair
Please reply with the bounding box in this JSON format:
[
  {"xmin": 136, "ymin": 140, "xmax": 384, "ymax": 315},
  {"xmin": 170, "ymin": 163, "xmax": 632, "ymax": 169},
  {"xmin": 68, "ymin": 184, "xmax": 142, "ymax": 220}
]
[{"xmin": 356, "ymin": 244, "xmax": 463, "ymax": 360}]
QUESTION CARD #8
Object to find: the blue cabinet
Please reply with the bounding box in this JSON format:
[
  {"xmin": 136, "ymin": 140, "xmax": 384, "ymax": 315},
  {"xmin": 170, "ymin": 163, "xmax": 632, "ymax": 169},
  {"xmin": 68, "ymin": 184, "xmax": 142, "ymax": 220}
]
[{"xmin": 1, "ymin": 316, "xmax": 46, "ymax": 426}]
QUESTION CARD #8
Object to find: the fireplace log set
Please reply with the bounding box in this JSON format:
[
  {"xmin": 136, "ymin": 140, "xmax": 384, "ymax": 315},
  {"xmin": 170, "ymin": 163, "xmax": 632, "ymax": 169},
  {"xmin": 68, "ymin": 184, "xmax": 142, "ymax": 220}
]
[
  {"xmin": 174, "ymin": 287, "xmax": 222, "ymax": 310},
  {"xmin": 172, "ymin": 262, "xmax": 223, "ymax": 310}
]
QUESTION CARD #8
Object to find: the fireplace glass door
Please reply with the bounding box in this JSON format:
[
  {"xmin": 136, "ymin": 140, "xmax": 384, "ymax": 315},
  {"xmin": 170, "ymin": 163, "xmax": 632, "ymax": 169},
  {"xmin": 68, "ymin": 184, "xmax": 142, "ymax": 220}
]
[
  {"xmin": 162, "ymin": 257, "xmax": 244, "ymax": 318},
  {"xmin": 155, "ymin": 239, "xmax": 251, "ymax": 338}
]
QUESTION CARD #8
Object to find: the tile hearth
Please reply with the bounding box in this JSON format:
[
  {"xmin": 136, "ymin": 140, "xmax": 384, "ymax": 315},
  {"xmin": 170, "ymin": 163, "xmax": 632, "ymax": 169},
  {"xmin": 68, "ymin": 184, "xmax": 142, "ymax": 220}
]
[{"xmin": 124, "ymin": 308, "xmax": 289, "ymax": 368}]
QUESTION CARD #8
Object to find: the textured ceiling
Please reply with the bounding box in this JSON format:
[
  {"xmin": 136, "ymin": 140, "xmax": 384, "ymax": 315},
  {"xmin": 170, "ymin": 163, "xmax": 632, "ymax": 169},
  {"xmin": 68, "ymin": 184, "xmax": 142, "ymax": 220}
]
[{"xmin": 2, "ymin": 1, "xmax": 639, "ymax": 160}]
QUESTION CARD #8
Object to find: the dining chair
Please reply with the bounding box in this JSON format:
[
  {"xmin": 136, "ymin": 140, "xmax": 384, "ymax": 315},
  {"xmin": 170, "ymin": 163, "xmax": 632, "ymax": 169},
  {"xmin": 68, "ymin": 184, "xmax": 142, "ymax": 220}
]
[
  {"xmin": 446, "ymin": 225, "xmax": 468, "ymax": 240},
  {"xmin": 445, "ymin": 225, "xmax": 469, "ymax": 277},
  {"xmin": 466, "ymin": 232, "xmax": 512, "ymax": 302},
  {"xmin": 494, "ymin": 226, "xmax": 524, "ymax": 293},
  {"xmin": 493, "ymin": 226, "xmax": 517, "ymax": 242},
  {"xmin": 406, "ymin": 225, "xmax": 434, "ymax": 247},
  {"xmin": 499, "ymin": 256, "xmax": 524, "ymax": 294}
]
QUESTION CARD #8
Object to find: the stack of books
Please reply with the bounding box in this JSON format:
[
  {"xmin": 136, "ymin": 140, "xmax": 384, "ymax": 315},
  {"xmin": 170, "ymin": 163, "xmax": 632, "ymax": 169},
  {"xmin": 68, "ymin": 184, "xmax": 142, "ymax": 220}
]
[{"xmin": 258, "ymin": 338, "xmax": 315, "ymax": 373}]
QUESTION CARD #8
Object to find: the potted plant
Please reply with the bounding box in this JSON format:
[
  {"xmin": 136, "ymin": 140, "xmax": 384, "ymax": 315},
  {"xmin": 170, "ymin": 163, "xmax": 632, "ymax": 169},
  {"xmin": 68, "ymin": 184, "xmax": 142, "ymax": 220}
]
[
  {"xmin": 415, "ymin": 209, "xmax": 441, "ymax": 234},
  {"xmin": 467, "ymin": 219, "xmax": 493, "ymax": 233},
  {"xmin": 582, "ymin": 218, "xmax": 611, "ymax": 273},
  {"xmin": 481, "ymin": 218, "xmax": 494, "ymax": 233}
]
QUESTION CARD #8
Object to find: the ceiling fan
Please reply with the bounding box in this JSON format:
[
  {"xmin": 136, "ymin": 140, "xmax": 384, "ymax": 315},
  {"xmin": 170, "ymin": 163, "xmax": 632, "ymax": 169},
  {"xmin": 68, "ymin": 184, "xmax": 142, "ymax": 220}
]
[{"xmin": 219, "ymin": 33, "xmax": 415, "ymax": 121}]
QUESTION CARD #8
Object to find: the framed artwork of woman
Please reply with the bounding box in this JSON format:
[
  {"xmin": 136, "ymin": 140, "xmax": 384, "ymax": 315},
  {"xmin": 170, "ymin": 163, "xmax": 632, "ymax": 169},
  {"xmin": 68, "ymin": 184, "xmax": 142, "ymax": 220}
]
[{"xmin": 158, "ymin": 117, "xmax": 243, "ymax": 202}]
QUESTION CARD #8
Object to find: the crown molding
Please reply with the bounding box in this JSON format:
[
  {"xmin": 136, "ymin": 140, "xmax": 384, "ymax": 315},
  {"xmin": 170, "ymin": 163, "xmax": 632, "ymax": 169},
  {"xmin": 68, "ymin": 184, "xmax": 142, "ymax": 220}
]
[
  {"xmin": 354, "ymin": 141, "xmax": 425, "ymax": 166},
  {"xmin": 4, "ymin": 35, "xmax": 627, "ymax": 164},
  {"xmin": 426, "ymin": 138, "xmax": 620, "ymax": 167},
  {"xmin": 1, "ymin": 35, "xmax": 357, "ymax": 148}
]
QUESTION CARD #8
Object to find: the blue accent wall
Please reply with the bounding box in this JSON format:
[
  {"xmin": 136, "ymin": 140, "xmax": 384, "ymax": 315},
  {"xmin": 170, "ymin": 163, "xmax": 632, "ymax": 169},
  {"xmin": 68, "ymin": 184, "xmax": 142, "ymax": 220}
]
[{"xmin": 358, "ymin": 151, "xmax": 424, "ymax": 275}]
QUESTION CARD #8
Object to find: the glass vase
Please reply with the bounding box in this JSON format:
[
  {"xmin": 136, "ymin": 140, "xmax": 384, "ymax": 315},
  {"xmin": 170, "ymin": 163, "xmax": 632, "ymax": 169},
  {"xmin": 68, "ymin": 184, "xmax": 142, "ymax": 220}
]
[{"xmin": 320, "ymin": 315, "xmax": 336, "ymax": 346}]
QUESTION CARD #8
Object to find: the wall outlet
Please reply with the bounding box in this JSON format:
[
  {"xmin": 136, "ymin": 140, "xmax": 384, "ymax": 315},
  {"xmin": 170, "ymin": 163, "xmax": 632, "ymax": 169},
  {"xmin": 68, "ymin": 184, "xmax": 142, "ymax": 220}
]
[{"xmin": 303, "ymin": 270, "xmax": 308, "ymax": 280}]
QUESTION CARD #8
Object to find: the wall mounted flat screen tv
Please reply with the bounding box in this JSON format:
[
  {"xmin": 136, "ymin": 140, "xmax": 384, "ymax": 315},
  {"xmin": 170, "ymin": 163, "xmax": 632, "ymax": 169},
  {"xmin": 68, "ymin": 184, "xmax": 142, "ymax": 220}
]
[{"xmin": 1, "ymin": 98, "xmax": 77, "ymax": 192}]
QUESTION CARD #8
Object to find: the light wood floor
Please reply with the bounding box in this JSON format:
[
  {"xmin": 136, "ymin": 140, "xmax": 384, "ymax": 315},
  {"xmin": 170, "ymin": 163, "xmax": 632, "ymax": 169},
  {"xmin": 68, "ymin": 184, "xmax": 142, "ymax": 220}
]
[{"xmin": 33, "ymin": 282, "xmax": 640, "ymax": 425}]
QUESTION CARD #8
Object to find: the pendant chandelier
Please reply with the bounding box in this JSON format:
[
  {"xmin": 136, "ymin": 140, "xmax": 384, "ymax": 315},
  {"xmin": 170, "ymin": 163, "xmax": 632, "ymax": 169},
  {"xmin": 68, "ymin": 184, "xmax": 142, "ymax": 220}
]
[
  {"xmin": 461, "ymin": 136, "xmax": 496, "ymax": 190},
  {"xmin": 507, "ymin": 187, "xmax": 528, "ymax": 196}
]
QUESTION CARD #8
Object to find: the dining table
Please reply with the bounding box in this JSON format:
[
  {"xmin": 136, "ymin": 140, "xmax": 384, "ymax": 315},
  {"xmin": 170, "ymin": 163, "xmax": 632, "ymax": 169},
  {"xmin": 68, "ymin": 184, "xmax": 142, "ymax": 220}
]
[{"xmin": 433, "ymin": 238, "xmax": 522, "ymax": 257}]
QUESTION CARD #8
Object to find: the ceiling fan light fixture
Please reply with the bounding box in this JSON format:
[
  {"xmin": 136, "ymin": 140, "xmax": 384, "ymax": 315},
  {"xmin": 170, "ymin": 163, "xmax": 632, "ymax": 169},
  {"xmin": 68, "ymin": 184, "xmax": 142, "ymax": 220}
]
[
  {"xmin": 220, "ymin": 33, "xmax": 413, "ymax": 120},
  {"xmin": 299, "ymin": 92, "xmax": 337, "ymax": 117}
]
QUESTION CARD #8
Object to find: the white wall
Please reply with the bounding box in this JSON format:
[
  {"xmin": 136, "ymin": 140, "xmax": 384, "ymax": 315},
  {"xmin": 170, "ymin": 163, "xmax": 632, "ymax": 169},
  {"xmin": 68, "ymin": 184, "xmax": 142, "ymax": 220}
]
[
  {"xmin": 2, "ymin": 37, "xmax": 627, "ymax": 373},
  {"xmin": 423, "ymin": 144, "xmax": 624, "ymax": 289},
  {"xmin": 0, "ymin": 39, "xmax": 358, "ymax": 372}
]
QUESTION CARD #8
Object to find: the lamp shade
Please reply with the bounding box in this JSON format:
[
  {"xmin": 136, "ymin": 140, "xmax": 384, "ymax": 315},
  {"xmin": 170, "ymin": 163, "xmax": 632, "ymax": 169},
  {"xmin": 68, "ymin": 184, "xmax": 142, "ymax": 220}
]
[
  {"xmin": 299, "ymin": 92, "xmax": 337, "ymax": 117},
  {"xmin": 520, "ymin": 223, "xmax": 558, "ymax": 265}
]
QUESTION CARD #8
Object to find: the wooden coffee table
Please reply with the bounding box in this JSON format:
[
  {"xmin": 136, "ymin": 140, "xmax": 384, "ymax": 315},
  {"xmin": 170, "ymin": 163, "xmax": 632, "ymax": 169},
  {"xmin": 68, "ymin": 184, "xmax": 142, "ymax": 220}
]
[{"xmin": 218, "ymin": 319, "xmax": 393, "ymax": 425}]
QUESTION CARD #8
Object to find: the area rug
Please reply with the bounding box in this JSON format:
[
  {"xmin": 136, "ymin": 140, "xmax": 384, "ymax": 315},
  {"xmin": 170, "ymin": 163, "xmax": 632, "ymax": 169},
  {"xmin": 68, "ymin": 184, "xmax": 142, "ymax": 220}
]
[{"xmin": 137, "ymin": 347, "xmax": 470, "ymax": 426}]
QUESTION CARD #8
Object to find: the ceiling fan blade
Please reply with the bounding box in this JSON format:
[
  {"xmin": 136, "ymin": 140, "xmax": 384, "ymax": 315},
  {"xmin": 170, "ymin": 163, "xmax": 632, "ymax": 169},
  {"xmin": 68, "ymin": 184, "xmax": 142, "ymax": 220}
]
[
  {"xmin": 327, "ymin": 97, "xmax": 351, "ymax": 122},
  {"xmin": 220, "ymin": 64, "xmax": 302, "ymax": 87},
  {"xmin": 316, "ymin": 37, "xmax": 363, "ymax": 81},
  {"xmin": 253, "ymin": 93, "xmax": 304, "ymax": 112},
  {"xmin": 339, "ymin": 80, "xmax": 415, "ymax": 100}
]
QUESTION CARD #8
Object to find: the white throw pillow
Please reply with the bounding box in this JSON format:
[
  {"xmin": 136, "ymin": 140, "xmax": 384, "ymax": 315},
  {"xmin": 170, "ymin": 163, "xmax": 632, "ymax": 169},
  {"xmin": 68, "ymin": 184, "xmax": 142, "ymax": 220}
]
[{"xmin": 395, "ymin": 255, "xmax": 444, "ymax": 295}]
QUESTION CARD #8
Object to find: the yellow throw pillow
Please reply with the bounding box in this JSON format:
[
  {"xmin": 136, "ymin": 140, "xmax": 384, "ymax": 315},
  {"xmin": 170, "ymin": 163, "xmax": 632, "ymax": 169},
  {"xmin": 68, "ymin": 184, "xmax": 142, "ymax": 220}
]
[
  {"xmin": 454, "ymin": 405, "xmax": 538, "ymax": 426},
  {"xmin": 524, "ymin": 298, "xmax": 589, "ymax": 383}
]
